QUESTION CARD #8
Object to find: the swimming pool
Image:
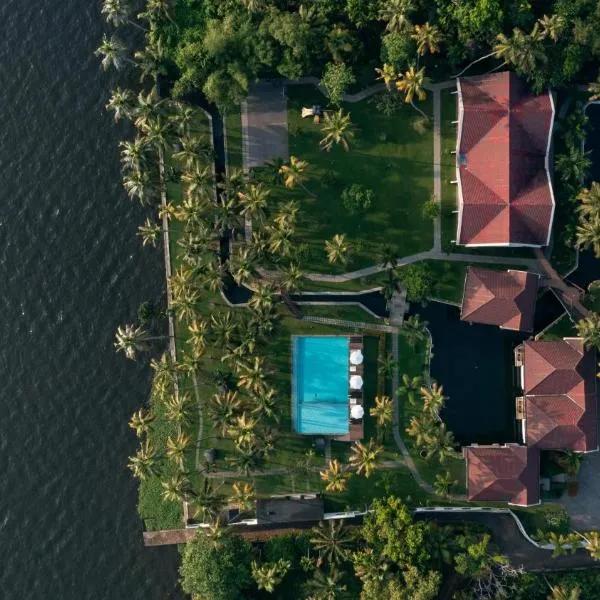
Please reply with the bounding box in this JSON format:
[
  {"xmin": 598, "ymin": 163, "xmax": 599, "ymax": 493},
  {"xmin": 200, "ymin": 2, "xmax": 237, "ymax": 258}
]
[{"xmin": 292, "ymin": 336, "xmax": 349, "ymax": 435}]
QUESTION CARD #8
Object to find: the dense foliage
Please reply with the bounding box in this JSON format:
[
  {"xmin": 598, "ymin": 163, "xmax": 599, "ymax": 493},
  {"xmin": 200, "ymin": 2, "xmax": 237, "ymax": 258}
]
[{"xmin": 152, "ymin": 0, "xmax": 600, "ymax": 109}]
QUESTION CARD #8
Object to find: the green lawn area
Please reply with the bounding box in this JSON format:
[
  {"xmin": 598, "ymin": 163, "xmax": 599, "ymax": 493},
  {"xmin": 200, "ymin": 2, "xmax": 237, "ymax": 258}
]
[
  {"xmin": 540, "ymin": 313, "xmax": 577, "ymax": 340},
  {"xmin": 299, "ymin": 303, "xmax": 383, "ymax": 324},
  {"xmin": 271, "ymin": 85, "xmax": 434, "ymax": 273},
  {"xmin": 440, "ymin": 89, "xmax": 457, "ymax": 251},
  {"xmin": 224, "ymin": 108, "xmax": 243, "ymax": 171}
]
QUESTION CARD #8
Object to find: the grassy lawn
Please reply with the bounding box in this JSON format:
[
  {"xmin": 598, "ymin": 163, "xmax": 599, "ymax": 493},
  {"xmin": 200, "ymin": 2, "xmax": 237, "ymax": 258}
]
[
  {"xmin": 440, "ymin": 90, "xmax": 457, "ymax": 251},
  {"xmin": 271, "ymin": 85, "xmax": 434, "ymax": 273},
  {"xmin": 397, "ymin": 336, "xmax": 467, "ymax": 495},
  {"xmin": 299, "ymin": 303, "xmax": 383, "ymax": 324},
  {"xmin": 540, "ymin": 313, "xmax": 577, "ymax": 340},
  {"xmin": 224, "ymin": 108, "xmax": 243, "ymax": 172}
]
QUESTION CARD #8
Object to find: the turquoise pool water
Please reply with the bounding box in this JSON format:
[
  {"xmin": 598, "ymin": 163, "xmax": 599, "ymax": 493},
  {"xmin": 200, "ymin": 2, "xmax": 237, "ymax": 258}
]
[{"xmin": 292, "ymin": 336, "xmax": 349, "ymax": 435}]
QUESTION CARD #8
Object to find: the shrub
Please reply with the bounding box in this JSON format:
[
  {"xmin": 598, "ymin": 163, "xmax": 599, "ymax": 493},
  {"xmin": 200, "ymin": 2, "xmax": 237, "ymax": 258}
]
[
  {"xmin": 320, "ymin": 62, "xmax": 355, "ymax": 106},
  {"xmin": 264, "ymin": 533, "xmax": 310, "ymax": 565},
  {"xmin": 422, "ymin": 196, "xmax": 440, "ymax": 220},
  {"xmin": 397, "ymin": 263, "xmax": 434, "ymax": 302},
  {"xmin": 341, "ymin": 183, "xmax": 374, "ymax": 214}
]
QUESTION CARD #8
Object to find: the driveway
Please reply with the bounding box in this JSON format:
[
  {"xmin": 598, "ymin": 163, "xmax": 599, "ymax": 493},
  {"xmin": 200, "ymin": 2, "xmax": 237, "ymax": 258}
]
[
  {"xmin": 557, "ymin": 451, "xmax": 600, "ymax": 531},
  {"xmin": 241, "ymin": 81, "xmax": 289, "ymax": 170}
]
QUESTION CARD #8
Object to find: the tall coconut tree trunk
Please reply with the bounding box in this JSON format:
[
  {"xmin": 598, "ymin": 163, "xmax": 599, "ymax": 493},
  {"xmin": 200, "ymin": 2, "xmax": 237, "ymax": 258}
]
[{"xmin": 453, "ymin": 51, "xmax": 498, "ymax": 78}]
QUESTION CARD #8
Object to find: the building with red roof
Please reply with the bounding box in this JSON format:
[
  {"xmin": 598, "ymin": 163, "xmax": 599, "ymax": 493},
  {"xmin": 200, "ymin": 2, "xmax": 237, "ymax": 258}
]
[
  {"xmin": 518, "ymin": 338, "xmax": 598, "ymax": 452},
  {"xmin": 456, "ymin": 71, "xmax": 555, "ymax": 246},
  {"xmin": 460, "ymin": 267, "xmax": 539, "ymax": 331},
  {"xmin": 464, "ymin": 444, "xmax": 540, "ymax": 506}
]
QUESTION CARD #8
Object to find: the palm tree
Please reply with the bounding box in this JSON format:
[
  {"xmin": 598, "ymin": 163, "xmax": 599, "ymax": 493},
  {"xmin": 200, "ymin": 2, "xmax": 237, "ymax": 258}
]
[
  {"xmin": 434, "ymin": 471, "xmax": 457, "ymax": 497},
  {"xmin": 170, "ymin": 102, "xmax": 196, "ymax": 135},
  {"xmin": 268, "ymin": 225, "xmax": 294, "ymax": 258},
  {"xmin": 395, "ymin": 66, "xmax": 428, "ymax": 117},
  {"xmin": 575, "ymin": 312, "xmax": 600, "ymax": 350},
  {"xmin": 128, "ymin": 408, "xmax": 155, "ymax": 437},
  {"xmin": 138, "ymin": 0, "xmax": 175, "ymax": 24},
  {"xmin": 164, "ymin": 393, "xmax": 192, "ymax": 431},
  {"xmin": 173, "ymin": 135, "xmax": 202, "ymax": 171},
  {"xmin": 379, "ymin": 244, "xmax": 399, "ymax": 269},
  {"xmin": 377, "ymin": 353, "xmax": 397, "ymax": 378},
  {"xmin": 137, "ymin": 218, "xmax": 161, "ymax": 247},
  {"xmin": 106, "ymin": 87, "xmax": 135, "ymax": 122},
  {"xmin": 123, "ymin": 168, "xmax": 154, "ymax": 205},
  {"xmin": 280, "ymin": 262, "xmax": 304, "ymax": 293},
  {"xmin": 251, "ymin": 559, "xmax": 290, "ymax": 593},
  {"xmin": 227, "ymin": 448, "xmax": 264, "ymax": 476},
  {"xmin": 251, "ymin": 387, "xmax": 279, "ymax": 422},
  {"xmin": 279, "ymin": 155, "xmax": 309, "ymax": 190},
  {"xmin": 210, "ymin": 311, "xmax": 237, "ymax": 346},
  {"xmin": 237, "ymin": 356, "xmax": 267, "ymax": 394},
  {"xmin": 274, "ymin": 200, "xmax": 299, "ymax": 231},
  {"xmin": 401, "ymin": 314, "xmax": 428, "ymax": 348},
  {"xmin": 577, "ymin": 182, "xmax": 600, "ymax": 219},
  {"xmin": 193, "ymin": 477, "xmax": 225, "ymax": 523},
  {"xmin": 420, "ymin": 382, "xmax": 447, "ymax": 417},
  {"xmin": 310, "ymin": 520, "xmax": 354, "ymax": 567},
  {"xmin": 187, "ymin": 318, "xmax": 208, "ymax": 355},
  {"xmin": 581, "ymin": 530, "xmax": 600, "ymax": 560},
  {"xmin": 228, "ymin": 413, "xmax": 258, "ymax": 451},
  {"xmin": 134, "ymin": 89, "xmax": 164, "ymax": 129},
  {"xmin": 398, "ymin": 373, "xmax": 422, "ymax": 406},
  {"xmin": 412, "ymin": 23, "xmax": 442, "ymax": 56},
  {"xmin": 305, "ymin": 567, "xmax": 347, "ymax": 600},
  {"xmin": 554, "ymin": 450, "xmax": 585, "ymax": 477},
  {"xmin": 114, "ymin": 324, "xmax": 150, "ymax": 359},
  {"xmin": 320, "ymin": 459, "xmax": 351, "ymax": 493},
  {"xmin": 494, "ymin": 28, "xmax": 547, "ymax": 75},
  {"xmin": 326, "ymin": 25, "xmax": 355, "ymax": 64},
  {"xmin": 120, "ymin": 137, "xmax": 147, "ymax": 173},
  {"xmin": 95, "ymin": 34, "xmax": 131, "ymax": 71},
  {"xmin": 161, "ymin": 473, "xmax": 190, "ymax": 503},
  {"xmin": 248, "ymin": 283, "xmax": 275, "ymax": 312},
  {"xmin": 101, "ymin": 0, "xmax": 147, "ymax": 30},
  {"xmin": 203, "ymin": 259, "xmax": 225, "ymax": 293},
  {"xmin": 325, "ymin": 234, "xmax": 351, "ymax": 266},
  {"xmin": 369, "ymin": 395, "xmax": 394, "ymax": 442},
  {"xmin": 150, "ymin": 353, "xmax": 177, "ymax": 392},
  {"xmin": 127, "ymin": 440, "xmax": 157, "ymax": 480},
  {"xmin": 208, "ymin": 391, "xmax": 241, "ymax": 437},
  {"xmin": 229, "ymin": 481, "xmax": 255, "ymax": 512},
  {"xmin": 576, "ymin": 215, "xmax": 600, "ymax": 257},
  {"xmin": 588, "ymin": 77, "xmax": 600, "ymax": 102},
  {"xmin": 166, "ymin": 431, "xmax": 192, "ymax": 470},
  {"xmin": 349, "ymin": 440, "xmax": 383, "ymax": 478},
  {"xmin": 171, "ymin": 288, "xmax": 199, "ymax": 323},
  {"xmin": 181, "ymin": 163, "xmax": 213, "ymax": 202},
  {"xmin": 374, "ymin": 63, "xmax": 397, "ymax": 90},
  {"xmin": 140, "ymin": 116, "xmax": 170, "ymax": 152},
  {"xmin": 320, "ymin": 109, "xmax": 355, "ymax": 152},
  {"xmin": 238, "ymin": 183, "xmax": 269, "ymax": 222},
  {"xmin": 134, "ymin": 39, "xmax": 166, "ymax": 83},
  {"xmin": 378, "ymin": 0, "xmax": 415, "ymax": 33},
  {"xmin": 422, "ymin": 423, "xmax": 457, "ymax": 463},
  {"xmin": 547, "ymin": 584, "xmax": 581, "ymax": 600},
  {"xmin": 405, "ymin": 414, "xmax": 435, "ymax": 448},
  {"xmin": 229, "ymin": 247, "xmax": 255, "ymax": 286},
  {"xmin": 213, "ymin": 198, "xmax": 242, "ymax": 236},
  {"xmin": 538, "ymin": 14, "xmax": 566, "ymax": 43}
]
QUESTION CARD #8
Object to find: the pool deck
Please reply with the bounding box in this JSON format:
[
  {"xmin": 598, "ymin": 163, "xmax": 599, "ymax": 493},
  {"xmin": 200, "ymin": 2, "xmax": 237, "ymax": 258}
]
[{"xmin": 334, "ymin": 336, "xmax": 364, "ymax": 442}]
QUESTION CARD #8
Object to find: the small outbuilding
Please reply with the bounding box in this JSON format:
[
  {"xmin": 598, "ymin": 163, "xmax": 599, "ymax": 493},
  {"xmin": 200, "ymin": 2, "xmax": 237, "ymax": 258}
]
[{"xmin": 255, "ymin": 494, "xmax": 324, "ymax": 526}]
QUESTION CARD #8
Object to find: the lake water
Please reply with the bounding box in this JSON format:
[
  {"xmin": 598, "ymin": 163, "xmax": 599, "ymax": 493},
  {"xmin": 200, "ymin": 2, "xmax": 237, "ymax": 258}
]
[{"xmin": 0, "ymin": 1, "xmax": 182, "ymax": 597}]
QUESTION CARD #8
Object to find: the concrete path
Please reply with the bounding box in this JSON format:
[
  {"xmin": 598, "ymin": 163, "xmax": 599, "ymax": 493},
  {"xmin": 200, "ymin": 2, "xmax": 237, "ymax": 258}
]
[
  {"xmin": 242, "ymin": 81, "xmax": 289, "ymax": 171},
  {"xmin": 557, "ymin": 452, "xmax": 600, "ymax": 530}
]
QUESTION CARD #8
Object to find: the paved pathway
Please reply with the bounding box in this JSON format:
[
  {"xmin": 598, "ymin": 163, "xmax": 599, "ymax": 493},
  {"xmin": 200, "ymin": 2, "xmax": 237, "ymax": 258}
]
[
  {"xmin": 302, "ymin": 315, "xmax": 399, "ymax": 333},
  {"xmin": 242, "ymin": 81, "xmax": 289, "ymax": 171},
  {"xmin": 557, "ymin": 452, "xmax": 600, "ymax": 530}
]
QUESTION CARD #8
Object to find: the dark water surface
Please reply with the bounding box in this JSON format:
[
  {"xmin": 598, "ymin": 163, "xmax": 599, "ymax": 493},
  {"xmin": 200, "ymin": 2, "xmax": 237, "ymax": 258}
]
[{"xmin": 0, "ymin": 1, "xmax": 181, "ymax": 598}]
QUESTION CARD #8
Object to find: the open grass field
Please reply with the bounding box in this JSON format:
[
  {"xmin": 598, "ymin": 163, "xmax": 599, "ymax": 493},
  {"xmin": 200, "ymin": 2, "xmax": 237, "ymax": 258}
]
[
  {"xmin": 224, "ymin": 109, "xmax": 243, "ymax": 172},
  {"xmin": 268, "ymin": 85, "xmax": 434, "ymax": 273}
]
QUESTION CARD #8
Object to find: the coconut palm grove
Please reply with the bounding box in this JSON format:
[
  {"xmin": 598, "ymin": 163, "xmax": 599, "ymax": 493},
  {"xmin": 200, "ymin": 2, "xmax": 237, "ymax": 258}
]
[{"xmin": 99, "ymin": 0, "xmax": 600, "ymax": 598}]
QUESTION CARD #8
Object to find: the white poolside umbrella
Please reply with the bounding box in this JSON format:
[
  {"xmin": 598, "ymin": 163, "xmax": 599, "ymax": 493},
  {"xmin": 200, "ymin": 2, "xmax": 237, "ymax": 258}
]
[
  {"xmin": 351, "ymin": 405, "xmax": 364, "ymax": 419},
  {"xmin": 350, "ymin": 375, "xmax": 363, "ymax": 390},
  {"xmin": 350, "ymin": 350, "xmax": 364, "ymax": 365}
]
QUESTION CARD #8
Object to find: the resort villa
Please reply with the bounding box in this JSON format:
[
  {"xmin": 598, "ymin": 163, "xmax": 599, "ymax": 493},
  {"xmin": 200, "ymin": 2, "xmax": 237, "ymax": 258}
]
[
  {"xmin": 451, "ymin": 73, "xmax": 599, "ymax": 506},
  {"xmin": 291, "ymin": 335, "xmax": 365, "ymax": 442},
  {"xmin": 455, "ymin": 71, "xmax": 555, "ymax": 247}
]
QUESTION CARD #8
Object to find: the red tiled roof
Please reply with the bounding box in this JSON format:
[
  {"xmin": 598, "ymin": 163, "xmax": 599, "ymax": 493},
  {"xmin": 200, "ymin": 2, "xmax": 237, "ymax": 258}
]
[
  {"xmin": 523, "ymin": 339, "xmax": 598, "ymax": 451},
  {"xmin": 460, "ymin": 267, "xmax": 538, "ymax": 331},
  {"xmin": 456, "ymin": 71, "xmax": 554, "ymax": 246},
  {"xmin": 465, "ymin": 445, "xmax": 540, "ymax": 506}
]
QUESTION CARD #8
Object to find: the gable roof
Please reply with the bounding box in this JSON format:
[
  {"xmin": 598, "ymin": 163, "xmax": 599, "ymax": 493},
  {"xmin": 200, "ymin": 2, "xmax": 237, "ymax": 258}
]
[
  {"xmin": 465, "ymin": 445, "xmax": 540, "ymax": 506},
  {"xmin": 256, "ymin": 495, "xmax": 324, "ymax": 525},
  {"xmin": 523, "ymin": 339, "xmax": 598, "ymax": 451},
  {"xmin": 460, "ymin": 267, "xmax": 538, "ymax": 331},
  {"xmin": 456, "ymin": 71, "xmax": 555, "ymax": 246}
]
